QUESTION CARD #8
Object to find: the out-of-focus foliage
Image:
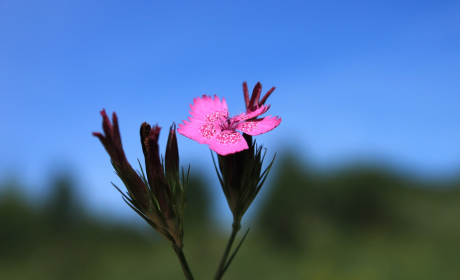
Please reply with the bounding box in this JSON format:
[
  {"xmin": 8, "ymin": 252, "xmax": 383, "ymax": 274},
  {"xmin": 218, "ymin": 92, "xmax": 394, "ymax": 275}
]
[
  {"xmin": 257, "ymin": 153, "xmax": 460, "ymax": 279},
  {"xmin": 1, "ymin": 156, "xmax": 460, "ymax": 279}
]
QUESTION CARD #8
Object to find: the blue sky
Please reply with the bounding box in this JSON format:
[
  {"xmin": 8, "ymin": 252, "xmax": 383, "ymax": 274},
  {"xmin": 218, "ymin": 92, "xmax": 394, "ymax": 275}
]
[{"xmin": 1, "ymin": 1, "xmax": 459, "ymax": 222}]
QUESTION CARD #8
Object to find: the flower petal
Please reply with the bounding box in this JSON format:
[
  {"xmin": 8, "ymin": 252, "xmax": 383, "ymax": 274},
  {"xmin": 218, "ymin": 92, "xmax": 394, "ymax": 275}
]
[
  {"xmin": 189, "ymin": 95, "xmax": 229, "ymax": 121},
  {"xmin": 208, "ymin": 131, "xmax": 249, "ymax": 155},
  {"xmin": 236, "ymin": 116, "xmax": 282, "ymax": 136},
  {"xmin": 177, "ymin": 118, "xmax": 219, "ymax": 144}
]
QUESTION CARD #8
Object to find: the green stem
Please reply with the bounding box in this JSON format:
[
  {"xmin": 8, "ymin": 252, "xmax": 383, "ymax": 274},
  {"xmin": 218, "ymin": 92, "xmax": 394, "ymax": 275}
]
[
  {"xmin": 173, "ymin": 245, "xmax": 195, "ymax": 280},
  {"xmin": 214, "ymin": 221, "xmax": 241, "ymax": 280}
]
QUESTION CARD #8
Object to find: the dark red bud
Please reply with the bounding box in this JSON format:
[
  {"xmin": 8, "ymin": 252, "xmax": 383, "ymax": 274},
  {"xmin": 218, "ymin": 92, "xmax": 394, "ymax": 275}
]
[
  {"xmin": 165, "ymin": 124, "xmax": 179, "ymax": 181},
  {"xmin": 94, "ymin": 110, "xmax": 151, "ymax": 208},
  {"xmin": 93, "ymin": 110, "xmax": 129, "ymax": 169},
  {"xmin": 140, "ymin": 122, "xmax": 172, "ymax": 217}
]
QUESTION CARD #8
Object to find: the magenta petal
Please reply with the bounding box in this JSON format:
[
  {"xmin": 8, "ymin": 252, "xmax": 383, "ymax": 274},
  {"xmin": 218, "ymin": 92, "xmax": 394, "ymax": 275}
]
[
  {"xmin": 208, "ymin": 131, "xmax": 249, "ymax": 155},
  {"xmin": 189, "ymin": 95, "xmax": 229, "ymax": 121},
  {"xmin": 236, "ymin": 116, "xmax": 282, "ymax": 136},
  {"xmin": 177, "ymin": 118, "xmax": 218, "ymax": 144}
]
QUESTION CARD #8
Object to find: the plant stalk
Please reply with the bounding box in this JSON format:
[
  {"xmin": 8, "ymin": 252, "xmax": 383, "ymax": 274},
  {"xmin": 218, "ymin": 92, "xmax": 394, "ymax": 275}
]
[
  {"xmin": 214, "ymin": 221, "xmax": 241, "ymax": 280},
  {"xmin": 173, "ymin": 245, "xmax": 195, "ymax": 280}
]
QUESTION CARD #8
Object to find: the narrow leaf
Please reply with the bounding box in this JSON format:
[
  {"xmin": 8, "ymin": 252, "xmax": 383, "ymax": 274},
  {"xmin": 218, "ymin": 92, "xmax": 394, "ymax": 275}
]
[{"xmin": 222, "ymin": 228, "xmax": 251, "ymax": 274}]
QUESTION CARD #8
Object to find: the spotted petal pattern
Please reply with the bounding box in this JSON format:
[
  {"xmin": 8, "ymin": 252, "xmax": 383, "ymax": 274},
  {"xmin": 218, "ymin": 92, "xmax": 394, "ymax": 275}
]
[
  {"xmin": 178, "ymin": 95, "xmax": 229, "ymax": 145},
  {"xmin": 208, "ymin": 131, "xmax": 248, "ymax": 155},
  {"xmin": 236, "ymin": 116, "xmax": 282, "ymax": 136}
]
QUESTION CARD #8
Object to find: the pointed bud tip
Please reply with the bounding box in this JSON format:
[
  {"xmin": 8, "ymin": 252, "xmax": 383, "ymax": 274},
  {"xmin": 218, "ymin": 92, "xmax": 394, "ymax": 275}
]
[{"xmin": 169, "ymin": 122, "xmax": 177, "ymax": 132}]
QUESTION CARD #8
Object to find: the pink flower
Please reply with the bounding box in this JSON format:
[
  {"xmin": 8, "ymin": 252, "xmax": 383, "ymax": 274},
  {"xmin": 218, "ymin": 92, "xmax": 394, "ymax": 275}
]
[{"xmin": 178, "ymin": 94, "xmax": 281, "ymax": 156}]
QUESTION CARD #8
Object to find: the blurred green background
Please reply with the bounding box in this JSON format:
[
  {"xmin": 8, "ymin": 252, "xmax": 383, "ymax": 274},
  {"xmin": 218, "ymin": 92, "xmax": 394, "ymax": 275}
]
[{"xmin": 1, "ymin": 152, "xmax": 459, "ymax": 280}]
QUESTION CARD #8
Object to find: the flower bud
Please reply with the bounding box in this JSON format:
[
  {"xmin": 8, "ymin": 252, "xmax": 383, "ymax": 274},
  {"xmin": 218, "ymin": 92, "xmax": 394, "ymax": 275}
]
[
  {"xmin": 165, "ymin": 124, "xmax": 180, "ymax": 183},
  {"xmin": 94, "ymin": 111, "xmax": 187, "ymax": 249},
  {"xmin": 92, "ymin": 110, "xmax": 151, "ymax": 209},
  {"xmin": 140, "ymin": 122, "xmax": 172, "ymax": 219}
]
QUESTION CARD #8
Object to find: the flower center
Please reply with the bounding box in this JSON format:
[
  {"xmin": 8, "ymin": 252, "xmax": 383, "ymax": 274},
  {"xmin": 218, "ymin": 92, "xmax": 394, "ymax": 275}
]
[{"xmin": 219, "ymin": 117, "xmax": 239, "ymax": 131}]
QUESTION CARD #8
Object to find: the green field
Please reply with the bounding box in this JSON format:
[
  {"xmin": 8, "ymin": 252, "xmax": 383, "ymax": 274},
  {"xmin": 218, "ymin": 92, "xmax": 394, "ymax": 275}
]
[{"xmin": 1, "ymin": 156, "xmax": 459, "ymax": 279}]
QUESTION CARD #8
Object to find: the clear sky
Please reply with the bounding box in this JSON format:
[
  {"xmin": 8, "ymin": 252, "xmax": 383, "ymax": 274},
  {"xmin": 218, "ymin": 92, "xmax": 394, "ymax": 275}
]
[{"xmin": 1, "ymin": 1, "xmax": 459, "ymax": 222}]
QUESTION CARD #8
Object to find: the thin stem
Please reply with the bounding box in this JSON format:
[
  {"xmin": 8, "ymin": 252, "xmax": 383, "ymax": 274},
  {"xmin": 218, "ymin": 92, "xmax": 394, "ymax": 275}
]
[
  {"xmin": 214, "ymin": 221, "xmax": 241, "ymax": 280},
  {"xmin": 173, "ymin": 245, "xmax": 195, "ymax": 280}
]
